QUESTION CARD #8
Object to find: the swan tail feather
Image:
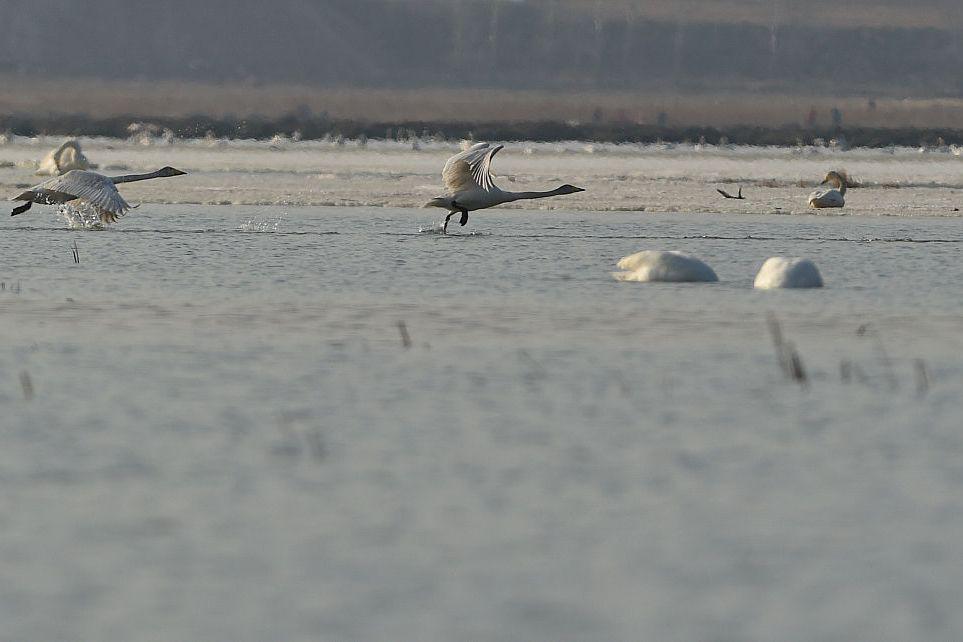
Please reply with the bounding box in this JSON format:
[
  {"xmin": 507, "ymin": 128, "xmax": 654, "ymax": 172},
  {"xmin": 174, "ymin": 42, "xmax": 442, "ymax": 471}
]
[{"xmin": 424, "ymin": 197, "xmax": 454, "ymax": 209}]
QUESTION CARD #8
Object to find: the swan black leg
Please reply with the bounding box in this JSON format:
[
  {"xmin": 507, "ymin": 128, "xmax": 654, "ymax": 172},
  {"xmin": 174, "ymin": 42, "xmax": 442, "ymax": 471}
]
[
  {"xmin": 459, "ymin": 209, "xmax": 469, "ymax": 226},
  {"xmin": 11, "ymin": 201, "xmax": 31, "ymax": 216},
  {"xmin": 443, "ymin": 210, "xmax": 457, "ymax": 233}
]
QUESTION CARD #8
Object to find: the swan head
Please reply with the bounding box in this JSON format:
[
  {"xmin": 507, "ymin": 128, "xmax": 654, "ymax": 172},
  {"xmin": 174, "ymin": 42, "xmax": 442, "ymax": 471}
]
[
  {"xmin": 820, "ymin": 171, "xmax": 846, "ymax": 188},
  {"xmin": 557, "ymin": 184, "xmax": 585, "ymax": 194},
  {"xmin": 157, "ymin": 166, "xmax": 187, "ymax": 177}
]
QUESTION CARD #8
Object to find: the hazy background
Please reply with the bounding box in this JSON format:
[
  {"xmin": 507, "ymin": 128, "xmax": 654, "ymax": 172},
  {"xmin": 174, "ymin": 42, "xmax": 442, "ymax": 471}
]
[{"xmin": 1, "ymin": 0, "xmax": 962, "ymax": 129}]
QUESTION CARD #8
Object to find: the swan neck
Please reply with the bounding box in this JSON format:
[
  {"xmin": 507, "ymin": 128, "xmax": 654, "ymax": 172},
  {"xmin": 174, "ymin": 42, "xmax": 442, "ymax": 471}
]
[
  {"xmin": 110, "ymin": 169, "xmax": 167, "ymax": 184},
  {"xmin": 826, "ymin": 174, "xmax": 846, "ymax": 194},
  {"xmin": 507, "ymin": 187, "xmax": 568, "ymax": 201}
]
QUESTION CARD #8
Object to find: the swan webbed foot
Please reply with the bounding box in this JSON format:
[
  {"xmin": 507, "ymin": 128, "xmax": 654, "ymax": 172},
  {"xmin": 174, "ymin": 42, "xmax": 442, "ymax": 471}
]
[
  {"xmin": 459, "ymin": 210, "xmax": 469, "ymax": 226},
  {"xmin": 11, "ymin": 201, "xmax": 31, "ymax": 216},
  {"xmin": 444, "ymin": 210, "xmax": 457, "ymax": 234}
]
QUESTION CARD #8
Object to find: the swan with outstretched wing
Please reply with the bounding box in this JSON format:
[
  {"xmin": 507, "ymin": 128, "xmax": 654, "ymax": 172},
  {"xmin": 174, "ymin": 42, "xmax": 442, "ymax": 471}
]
[
  {"xmin": 425, "ymin": 142, "xmax": 584, "ymax": 232},
  {"xmin": 11, "ymin": 166, "xmax": 186, "ymax": 224}
]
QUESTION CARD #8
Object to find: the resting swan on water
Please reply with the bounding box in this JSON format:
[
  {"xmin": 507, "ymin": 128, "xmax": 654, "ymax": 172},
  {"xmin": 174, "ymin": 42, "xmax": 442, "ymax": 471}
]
[
  {"xmin": 425, "ymin": 142, "xmax": 584, "ymax": 233},
  {"xmin": 808, "ymin": 171, "xmax": 846, "ymax": 208},
  {"xmin": 612, "ymin": 251, "xmax": 718, "ymax": 282},
  {"xmin": 754, "ymin": 257, "xmax": 824, "ymax": 289},
  {"xmin": 10, "ymin": 167, "xmax": 187, "ymax": 224},
  {"xmin": 37, "ymin": 140, "xmax": 93, "ymax": 176}
]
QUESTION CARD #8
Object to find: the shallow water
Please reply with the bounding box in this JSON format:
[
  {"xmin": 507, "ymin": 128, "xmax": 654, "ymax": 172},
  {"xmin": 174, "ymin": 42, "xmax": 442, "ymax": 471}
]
[{"xmin": 2, "ymin": 140, "xmax": 963, "ymax": 640}]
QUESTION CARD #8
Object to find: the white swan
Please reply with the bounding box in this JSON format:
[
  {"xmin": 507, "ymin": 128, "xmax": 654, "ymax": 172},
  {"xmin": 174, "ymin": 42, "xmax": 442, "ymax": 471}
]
[
  {"xmin": 612, "ymin": 251, "xmax": 718, "ymax": 283},
  {"xmin": 754, "ymin": 257, "xmax": 824, "ymax": 289},
  {"xmin": 10, "ymin": 167, "xmax": 186, "ymax": 224},
  {"xmin": 425, "ymin": 142, "xmax": 584, "ymax": 232},
  {"xmin": 808, "ymin": 171, "xmax": 846, "ymax": 208},
  {"xmin": 36, "ymin": 140, "xmax": 93, "ymax": 176}
]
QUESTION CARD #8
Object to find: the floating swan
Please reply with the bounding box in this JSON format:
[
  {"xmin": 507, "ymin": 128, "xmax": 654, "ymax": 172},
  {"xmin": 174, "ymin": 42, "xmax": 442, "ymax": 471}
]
[
  {"xmin": 425, "ymin": 142, "xmax": 584, "ymax": 233},
  {"xmin": 612, "ymin": 251, "xmax": 718, "ymax": 282},
  {"xmin": 36, "ymin": 140, "xmax": 93, "ymax": 176},
  {"xmin": 754, "ymin": 257, "xmax": 824, "ymax": 289},
  {"xmin": 10, "ymin": 167, "xmax": 186, "ymax": 224},
  {"xmin": 808, "ymin": 170, "xmax": 846, "ymax": 208}
]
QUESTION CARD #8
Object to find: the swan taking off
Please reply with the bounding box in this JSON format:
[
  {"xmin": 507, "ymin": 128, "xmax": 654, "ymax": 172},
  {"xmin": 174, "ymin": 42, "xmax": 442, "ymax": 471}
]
[
  {"xmin": 10, "ymin": 167, "xmax": 187, "ymax": 224},
  {"xmin": 37, "ymin": 140, "xmax": 93, "ymax": 176},
  {"xmin": 808, "ymin": 171, "xmax": 846, "ymax": 208},
  {"xmin": 425, "ymin": 142, "xmax": 584, "ymax": 232},
  {"xmin": 754, "ymin": 257, "xmax": 823, "ymax": 289},
  {"xmin": 612, "ymin": 251, "xmax": 718, "ymax": 283}
]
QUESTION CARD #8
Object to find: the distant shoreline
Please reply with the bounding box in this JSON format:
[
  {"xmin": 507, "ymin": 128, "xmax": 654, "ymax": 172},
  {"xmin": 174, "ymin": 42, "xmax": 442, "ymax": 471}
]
[
  {"xmin": 1, "ymin": 113, "xmax": 961, "ymax": 149},
  {"xmin": 3, "ymin": 78, "xmax": 963, "ymax": 142}
]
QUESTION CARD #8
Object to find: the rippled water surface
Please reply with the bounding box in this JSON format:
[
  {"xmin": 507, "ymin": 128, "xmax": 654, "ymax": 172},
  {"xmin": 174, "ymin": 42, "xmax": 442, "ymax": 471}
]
[{"xmin": 2, "ymin": 142, "xmax": 963, "ymax": 641}]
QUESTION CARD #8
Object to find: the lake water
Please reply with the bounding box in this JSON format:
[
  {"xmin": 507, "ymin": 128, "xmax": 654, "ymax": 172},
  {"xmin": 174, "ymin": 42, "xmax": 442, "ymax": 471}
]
[{"xmin": 1, "ymin": 138, "xmax": 963, "ymax": 641}]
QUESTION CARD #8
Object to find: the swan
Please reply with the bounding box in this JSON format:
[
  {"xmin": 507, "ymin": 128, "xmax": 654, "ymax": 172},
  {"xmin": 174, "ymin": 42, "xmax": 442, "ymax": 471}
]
[
  {"xmin": 754, "ymin": 257, "xmax": 824, "ymax": 289},
  {"xmin": 612, "ymin": 251, "xmax": 718, "ymax": 282},
  {"xmin": 10, "ymin": 167, "xmax": 187, "ymax": 224},
  {"xmin": 425, "ymin": 142, "xmax": 584, "ymax": 232},
  {"xmin": 808, "ymin": 171, "xmax": 846, "ymax": 208},
  {"xmin": 36, "ymin": 140, "xmax": 93, "ymax": 176}
]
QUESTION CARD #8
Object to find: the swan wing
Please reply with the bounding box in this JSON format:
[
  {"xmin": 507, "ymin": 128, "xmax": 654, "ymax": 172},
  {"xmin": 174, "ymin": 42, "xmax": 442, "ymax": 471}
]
[
  {"xmin": 37, "ymin": 170, "xmax": 131, "ymax": 215},
  {"xmin": 442, "ymin": 142, "xmax": 504, "ymax": 193}
]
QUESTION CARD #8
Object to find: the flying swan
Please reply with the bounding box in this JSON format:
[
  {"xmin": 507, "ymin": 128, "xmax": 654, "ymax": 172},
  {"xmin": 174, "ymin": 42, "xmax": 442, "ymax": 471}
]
[
  {"xmin": 425, "ymin": 142, "xmax": 584, "ymax": 232},
  {"xmin": 808, "ymin": 171, "xmax": 846, "ymax": 208},
  {"xmin": 10, "ymin": 167, "xmax": 187, "ymax": 224}
]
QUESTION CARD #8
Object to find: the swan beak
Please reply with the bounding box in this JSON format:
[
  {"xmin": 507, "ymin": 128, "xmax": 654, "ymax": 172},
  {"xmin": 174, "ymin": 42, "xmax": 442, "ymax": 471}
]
[
  {"xmin": 170, "ymin": 168, "xmax": 187, "ymax": 176},
  {"xmin": 573, "ymin": 187, "xmax": 586, "ymax": 192}
]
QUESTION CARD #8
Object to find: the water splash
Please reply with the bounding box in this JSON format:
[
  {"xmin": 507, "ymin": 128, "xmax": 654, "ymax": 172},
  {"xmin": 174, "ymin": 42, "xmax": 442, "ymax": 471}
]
[
  {"xmin": 418, "ymin": 223, "xmax": 446, "ymax": 234},
  {"xmin": 418, "ymin": 223, "xmax": 489, "ymax": 236},
  {"xmin": 58, "ymin": 204, "xmax": 106, "ymax": 230},
  {"xmin": 237, "ymin": 214, "xmax": 283, "ymax": 232}
]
